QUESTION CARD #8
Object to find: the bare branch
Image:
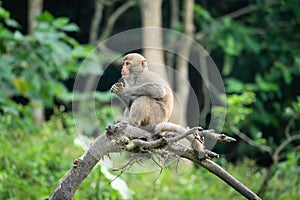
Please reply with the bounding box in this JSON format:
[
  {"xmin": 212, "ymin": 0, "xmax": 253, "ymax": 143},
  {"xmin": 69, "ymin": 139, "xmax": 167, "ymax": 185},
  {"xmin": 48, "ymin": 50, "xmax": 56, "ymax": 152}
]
[
  {"xmin": 48, "ymin": 122, "xmax": 259, "ymax": 199},
  {"xmin": 98, "ymin": 0, "xmax": 136, "ymax": 42},
  {"xmin": 216, "ymin": 0, "xmax": 280, "ymax": 20},
  {"xmin": 195, "ymin": 0, "xmax": 280, "ymax": 40},
  {"xmin": 201, "ymin": 129, "xmax": 236, "ymax": 143},
  {"xmin": 284, "ymin": 113, "xmax": 299, "ymax": 138},
  {"xmin": 48, "ymin": 134, "xmax": 118, "ymax": 199},
  {"xmin": 97, "ymin": 0, "xmax": 116, "ymax": 6},
  {"xmin": 273, "ymin": 133, "xmax": 300, "ymax": 163},
  {"xmin": 89, "ymin": 0, "xmax": 104, "ymax": 44},
  {"xmin": 167, "ymin": 146, "xmax": 261, "ymax": 200},
  {"xmin": 230, "ymin": 125, "xmax": 273, "ymax": 156},
  {"xmin": 279, "ymin": 144, "xmax": 300, "ymax": 160}
]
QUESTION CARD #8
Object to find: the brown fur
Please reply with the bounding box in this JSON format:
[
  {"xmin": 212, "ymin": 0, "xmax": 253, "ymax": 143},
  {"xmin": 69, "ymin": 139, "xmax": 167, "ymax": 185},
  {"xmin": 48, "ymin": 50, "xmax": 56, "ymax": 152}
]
[{"xmin": 111, "ymin": 53, "xmax": 173, "ymax": 131}]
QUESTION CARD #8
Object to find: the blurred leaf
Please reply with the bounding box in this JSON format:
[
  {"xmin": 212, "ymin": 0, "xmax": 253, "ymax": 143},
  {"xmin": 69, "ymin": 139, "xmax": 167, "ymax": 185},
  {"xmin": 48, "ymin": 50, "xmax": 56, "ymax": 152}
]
[
  {"xmin": 13, "ymin": 31, "xmax": 25, "ymax": 40},
  {"xmin": 61, "ymin": 34, "xmax": 79, "ymax": 47},
  {"xmin": 225, "ymin": 78, "xmax": 244, "ymax": 93},
  {"xmin": 0, "ymin": 4, "xmax": 9, "ymax": 19},
  {"xmin": 223, "ymin": 54, "xmax": 234, "ymax": 76},
  {"xmin": 255, "ymin": 74, "xmax": 279, "ymax": 92},
  {"xmin": 52, "ymin": 17, "xmax": 69, "ymax": 28},
  {"xmin": 4, "ymin": 18, "xmax": 20, "ymax": 28},
  {"xmin": 94, "ymin": 91, "xmax": 113, "ymax": 102},
  {"xmin": 35, "ymin": 11, "xmax": 54, "ymax": 22},
  {"xmin": 12, "ymin": 77, "xmax": 29, "ymax": 95},
  {"xmin": 61, "ymin": 23, "xmax": 79, "ymax": 32},
  {"xmin": 219, "ymin": 35, "xmax": 243, "ymax": 56},
  {"xmin": 72, "ymin": 45, "xmax": 95, "ymax": 58}
]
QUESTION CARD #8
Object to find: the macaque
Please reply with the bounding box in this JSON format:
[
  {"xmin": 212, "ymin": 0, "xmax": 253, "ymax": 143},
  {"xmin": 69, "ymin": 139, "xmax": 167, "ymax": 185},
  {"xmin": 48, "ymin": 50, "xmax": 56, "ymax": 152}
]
[
  {"xmin": 111, "ymin": 53, "xmax": 206, "ymax": 158},
  {"xmin": 111, "ymin": 53, "xmax": 173, "ymax": 132}
]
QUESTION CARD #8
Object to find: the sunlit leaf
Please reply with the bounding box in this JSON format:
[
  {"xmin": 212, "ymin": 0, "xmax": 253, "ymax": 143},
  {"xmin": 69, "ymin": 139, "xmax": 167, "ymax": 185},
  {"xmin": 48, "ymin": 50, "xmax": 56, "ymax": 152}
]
[
  {"xmin": 35, "ymin": 11, "xmax": 54, "ymax": 22},
  {"xmin": 12, "ymin": 77, "xmax": 29, "ymax": 95}
]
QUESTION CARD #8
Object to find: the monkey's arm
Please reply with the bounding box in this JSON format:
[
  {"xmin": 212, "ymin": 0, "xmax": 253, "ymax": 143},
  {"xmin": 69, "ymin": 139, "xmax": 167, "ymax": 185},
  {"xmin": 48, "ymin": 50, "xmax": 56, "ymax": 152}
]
[
  {"xmin": 111, "ymin": 83, "xmax": 168, "ymax": 105},
  {"xmin": 130, "ymin": 83, "xmax": 167, "ymax": 99},
  {"xmin": 110, "ymin": 82, "xmax": 131, "ymax": 105}
]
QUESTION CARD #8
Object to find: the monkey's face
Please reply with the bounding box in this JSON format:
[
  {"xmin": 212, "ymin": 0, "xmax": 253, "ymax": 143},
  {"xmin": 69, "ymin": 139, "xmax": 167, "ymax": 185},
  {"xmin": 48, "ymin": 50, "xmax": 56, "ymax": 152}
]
[
  {"xmin": 121, "ymin": 55, "xmax": 147, "ymax": 80},
  {"xmin": 121, "ymin": 60, "xmax": 132, "ymax": 78}
]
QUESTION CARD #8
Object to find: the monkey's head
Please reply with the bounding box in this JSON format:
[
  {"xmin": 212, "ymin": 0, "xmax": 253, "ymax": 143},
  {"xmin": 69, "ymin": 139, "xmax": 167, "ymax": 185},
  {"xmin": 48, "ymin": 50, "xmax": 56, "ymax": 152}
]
[{"xmin": 121, "ymin": 53, "xmax": 148, "ymax": 80}]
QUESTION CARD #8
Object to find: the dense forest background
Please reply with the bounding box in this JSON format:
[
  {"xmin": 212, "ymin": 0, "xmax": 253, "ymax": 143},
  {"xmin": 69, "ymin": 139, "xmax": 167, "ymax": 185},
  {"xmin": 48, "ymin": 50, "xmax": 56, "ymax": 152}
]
[{"xmin": 1, "ymin": 0, "xmax": 300, "ymax": 199}]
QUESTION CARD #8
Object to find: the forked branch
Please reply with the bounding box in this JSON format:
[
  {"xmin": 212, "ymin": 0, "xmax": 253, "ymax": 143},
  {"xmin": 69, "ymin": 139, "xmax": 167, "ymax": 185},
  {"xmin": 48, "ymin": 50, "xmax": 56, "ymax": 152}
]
[{"xmin": 48, "ymin": 122, "xmax": 260, "ymax": 200}]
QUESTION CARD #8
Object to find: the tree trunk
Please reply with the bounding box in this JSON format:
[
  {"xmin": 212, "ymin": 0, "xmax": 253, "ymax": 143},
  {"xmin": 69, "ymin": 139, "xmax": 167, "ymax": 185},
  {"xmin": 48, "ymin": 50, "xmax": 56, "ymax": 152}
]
[
  {"xmin": 89, "ymin": 0, "xmax": 104, "ymax": 45},
  {"xmin": 140, "ymin": 0, "xmax": 168, "ymax": 81},
  {"xmin": 173, "ymin": 0, "xmax": 195, "ymax": 127},
  {"xmin": 28, "ymin": 0, "xmax": 43, "ymax": 35},
  {"xmin": 28, "ymin": 0, "xmax": 44, "ymax": 125},
  {"xmin": 170, "ymin": 0, "xmax": 180, "ymax": 29}
]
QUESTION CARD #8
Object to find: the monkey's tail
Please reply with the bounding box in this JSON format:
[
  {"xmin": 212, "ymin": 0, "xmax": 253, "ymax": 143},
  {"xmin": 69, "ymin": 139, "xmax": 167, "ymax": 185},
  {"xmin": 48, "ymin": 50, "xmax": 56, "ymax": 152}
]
[{"xmin": 154, "ymin": 122, "xmax": 187, "ymax": 135}]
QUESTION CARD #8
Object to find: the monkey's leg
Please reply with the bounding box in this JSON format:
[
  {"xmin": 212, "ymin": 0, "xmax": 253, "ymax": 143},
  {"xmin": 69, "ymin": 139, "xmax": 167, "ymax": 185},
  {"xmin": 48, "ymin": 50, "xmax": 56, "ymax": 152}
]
[{"xmin": 129, "ymin": 97, "xmax": 149, "ymax": 126}]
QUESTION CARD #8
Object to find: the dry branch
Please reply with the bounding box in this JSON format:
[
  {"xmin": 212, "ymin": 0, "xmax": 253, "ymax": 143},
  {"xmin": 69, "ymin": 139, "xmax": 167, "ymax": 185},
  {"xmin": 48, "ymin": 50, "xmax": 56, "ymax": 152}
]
[{"xmin": 48, "ymin": 122, "xmax": 260, "ymax": 200}]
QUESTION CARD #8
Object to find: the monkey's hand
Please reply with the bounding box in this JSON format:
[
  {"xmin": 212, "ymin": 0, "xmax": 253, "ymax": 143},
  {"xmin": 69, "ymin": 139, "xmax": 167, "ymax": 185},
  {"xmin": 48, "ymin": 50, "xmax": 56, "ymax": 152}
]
[{"xmin": 110, "ymin": 82, "xmax": 124, "ymax": 95}]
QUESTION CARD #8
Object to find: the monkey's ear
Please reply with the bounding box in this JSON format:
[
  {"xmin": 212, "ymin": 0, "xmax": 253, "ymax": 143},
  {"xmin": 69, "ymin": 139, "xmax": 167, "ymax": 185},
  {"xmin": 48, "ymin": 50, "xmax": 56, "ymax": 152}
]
[{"xmin": 141, "ymin": 59, "xmax": 147, "ymax": 69}]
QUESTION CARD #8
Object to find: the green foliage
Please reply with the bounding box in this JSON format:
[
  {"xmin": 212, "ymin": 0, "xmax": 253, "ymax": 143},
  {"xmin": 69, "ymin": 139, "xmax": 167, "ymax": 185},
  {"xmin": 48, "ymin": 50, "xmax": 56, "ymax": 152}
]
[
  {"xmin": 0, "ymin": 100, "xmax": 35, "ymax": 133},
  {"xmin": 226, "ymin": 91, "xmax": 256, "ymax": 126},
  {"xmin": 0, "ymin": 4, "xmax": 121, "ymax": 198},
  {"xmin": 1, "ymin": 114, "xmax": 299, "ymax": 200},
  {"xmin": 1, "ymin": 1, "xmax": 299, "ymax": 199},
  {"xmin": 0, "ymin": 113, "xmax": 120, "ymax": 200},
  {"xmin": 118, "ymin": 157, "xmax": 300, "ymax": 200},
  {"xmin": 266, "ymin": 152, "xmax": 300, "ymax": 199},
  {"xmin": 285, "ymin": 96, "xmax": 300, "ymax": 116},
  {"xmin": 0, "ymin": 5, "xmax": 93, "ymax": 109},
  {"xmin": 195, "ymin": 1, "xmax": 300, "ymax": 162},
  {"xmin": 0, "ymin": 114, "xmax": 74, "ymax": 199}
]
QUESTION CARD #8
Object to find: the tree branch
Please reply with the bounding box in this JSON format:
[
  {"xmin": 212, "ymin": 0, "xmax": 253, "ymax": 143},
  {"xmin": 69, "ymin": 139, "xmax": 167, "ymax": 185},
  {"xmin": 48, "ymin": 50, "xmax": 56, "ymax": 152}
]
[
  {"xmin": 216, "ymin": 0, "xmax": 280, "ymax": 20},
  {"xmin": 89, "ymin": 0, "xmax": 104, "ymax": 44},
  {"xmin": 48, "ymin": 134, "xmax": 118, "ymax": 199},
  {"xmin": 97, "ymin": 0, "xmax": 136, "ymax": 42},
  {"xmin": 48, "ymin": 122, "xmax": 259, "ymax": 200},
  {"xmin": 195, "ymin": 0, "xmax": 280, "ymax": 40},
  {"xmin": 284, "ymin": 113, "xmax": 299, "ymax": 138},
  {"xmin": 230, "ymin": 125, "xmax": 273, "ymax": 156},
  {"xmin": 198, "ymin": 159, "xmax": 261, "ymax": 200},
  {"xmin": 273, "ymin": 133, "xmax": 300, "ymax": 163}
]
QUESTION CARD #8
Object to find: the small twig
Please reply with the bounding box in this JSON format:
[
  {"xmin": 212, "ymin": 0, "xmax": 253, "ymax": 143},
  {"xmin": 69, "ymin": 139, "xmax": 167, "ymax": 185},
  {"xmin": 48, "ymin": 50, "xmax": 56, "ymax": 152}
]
[
  {"xmin": 273, "ymin": 133, "xmax": 300, "ymax": 163},
  {"xmin": 201, "ymin": 129, "xmax": 236, "ymax": 143},
  {"xmin": 284, "ymin": 113, "xmax": 299, "ymax": 138},
  {"xmin": 109, "ymin": 171, "xmax": 125, "ymax": 184},
  {"xmin": 89, "ymin": 0, "xmax": 104, "ymax": 44},
  {"xmin": 112, "ymin": 157, "xmax": 136, "ymax": 171},
  {"xmin": 216, "ymin": 0, "xmax": 280, "ymax": 20},
  {"xmin": 135, "ymin": 157, "xmax": 148, "ymax": 169},
  {"xmin": 167, "ymin": 127, "xmax": 202, "ymax": 144},
  {"xmin": 195, "ymin": 0, "xmax": 280, "ymax": 40},
  {"xmin": 124, "ymin": 127, "xmax": 201, "ymax": 150},
  {"xmin": 230, "ymin": 125, "xmax": 273, "ymax": 156},
  {"xmin": 98, "ymin": 0, "xmax": 136, "ymax": 42},
  {"xmin": 279, "ymin": 144, "xmax": 300, "ymax": 160},
  {"xmin": 175, "ymin": 159, "xmax": 181, "ymax": 175}
]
